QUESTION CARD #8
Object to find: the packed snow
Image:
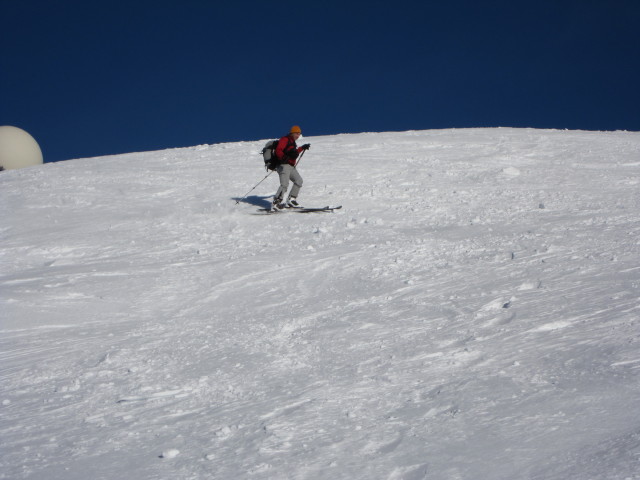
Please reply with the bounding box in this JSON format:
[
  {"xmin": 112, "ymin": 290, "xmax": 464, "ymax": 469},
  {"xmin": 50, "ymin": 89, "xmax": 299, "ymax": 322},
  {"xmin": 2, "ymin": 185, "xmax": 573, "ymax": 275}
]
[{"xmin": 2, "ymin": 128, "xmax": 640, "ymax": 479}]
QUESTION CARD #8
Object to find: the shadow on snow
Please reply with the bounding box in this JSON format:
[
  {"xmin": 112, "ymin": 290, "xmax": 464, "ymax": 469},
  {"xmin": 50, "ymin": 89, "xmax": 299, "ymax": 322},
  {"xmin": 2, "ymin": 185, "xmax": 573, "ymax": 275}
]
[{"xmin": 234, "ymin": 195, "xmax": 272, "ymax": 209}]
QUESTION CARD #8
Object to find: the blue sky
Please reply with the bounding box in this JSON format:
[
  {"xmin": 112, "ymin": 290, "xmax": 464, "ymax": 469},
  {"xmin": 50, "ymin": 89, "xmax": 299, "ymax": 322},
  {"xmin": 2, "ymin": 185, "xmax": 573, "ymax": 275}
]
[{"xmin": 2, "ymin": 0, "xmax": 639, "ymax": 163}]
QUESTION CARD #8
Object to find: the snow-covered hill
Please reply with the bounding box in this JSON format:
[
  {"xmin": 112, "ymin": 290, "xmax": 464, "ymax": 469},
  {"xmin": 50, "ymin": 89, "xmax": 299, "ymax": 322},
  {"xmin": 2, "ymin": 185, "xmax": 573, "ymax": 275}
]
[{"xmin": 2, "ymin": 128, "xmax": 640, "ymax": 479}]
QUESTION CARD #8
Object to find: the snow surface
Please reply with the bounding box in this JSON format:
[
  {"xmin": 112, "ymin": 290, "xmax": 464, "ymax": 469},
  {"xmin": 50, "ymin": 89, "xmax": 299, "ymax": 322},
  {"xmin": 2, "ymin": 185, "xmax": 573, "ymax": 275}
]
[{"xmin": 2, "ymin": 128, "xmax": 640, "ymax": 479}]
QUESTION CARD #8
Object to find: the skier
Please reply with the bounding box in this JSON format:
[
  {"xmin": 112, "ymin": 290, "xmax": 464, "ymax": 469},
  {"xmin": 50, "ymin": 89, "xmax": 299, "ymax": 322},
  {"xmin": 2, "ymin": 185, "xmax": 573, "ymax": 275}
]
[{"xmin": 272, "ymin": 125, "xmax": 310, "ymax": 210}]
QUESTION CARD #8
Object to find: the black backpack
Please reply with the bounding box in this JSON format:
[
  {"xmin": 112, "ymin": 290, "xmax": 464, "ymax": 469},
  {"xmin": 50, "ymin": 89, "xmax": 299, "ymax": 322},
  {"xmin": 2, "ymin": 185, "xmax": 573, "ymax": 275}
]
[{"xmin": 261, "ymin": 139, "xmax": 279, "ymax": 171}]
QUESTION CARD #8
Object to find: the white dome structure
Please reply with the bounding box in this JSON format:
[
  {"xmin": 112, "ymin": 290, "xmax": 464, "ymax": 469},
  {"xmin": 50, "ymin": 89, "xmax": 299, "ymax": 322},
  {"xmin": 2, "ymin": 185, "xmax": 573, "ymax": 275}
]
[{"xmin": 0, "ymin": 126, "xmax": 44, "ymax": 170}]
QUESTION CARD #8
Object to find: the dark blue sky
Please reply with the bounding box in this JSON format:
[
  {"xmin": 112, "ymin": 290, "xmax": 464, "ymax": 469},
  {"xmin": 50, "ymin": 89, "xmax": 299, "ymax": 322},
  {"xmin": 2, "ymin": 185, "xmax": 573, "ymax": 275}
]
[{"xmin": 2, "ymin": 0, "xmax": 639, "ymax": 163}]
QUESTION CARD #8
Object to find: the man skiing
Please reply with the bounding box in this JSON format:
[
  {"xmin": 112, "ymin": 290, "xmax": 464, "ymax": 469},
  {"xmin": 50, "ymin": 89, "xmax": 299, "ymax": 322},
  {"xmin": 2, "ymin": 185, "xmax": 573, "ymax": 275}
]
[{"xmin": 272, "ymin": 125, "xmax": 310, "ymax": 211}]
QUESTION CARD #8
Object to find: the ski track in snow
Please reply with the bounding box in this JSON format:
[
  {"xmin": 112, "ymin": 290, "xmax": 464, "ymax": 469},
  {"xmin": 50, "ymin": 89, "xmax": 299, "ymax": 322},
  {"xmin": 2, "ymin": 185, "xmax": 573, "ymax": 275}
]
[{"xmin": 1, "ymin": 128, "xmax": 640, "ymax": 479}]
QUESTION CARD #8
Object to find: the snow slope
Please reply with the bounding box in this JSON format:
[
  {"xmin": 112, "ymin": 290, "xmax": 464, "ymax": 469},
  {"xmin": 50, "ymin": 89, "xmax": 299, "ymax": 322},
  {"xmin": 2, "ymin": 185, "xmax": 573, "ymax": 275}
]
[{"xmin": 2, "ymin": 128, "xmax": 640, "ymax": 479}]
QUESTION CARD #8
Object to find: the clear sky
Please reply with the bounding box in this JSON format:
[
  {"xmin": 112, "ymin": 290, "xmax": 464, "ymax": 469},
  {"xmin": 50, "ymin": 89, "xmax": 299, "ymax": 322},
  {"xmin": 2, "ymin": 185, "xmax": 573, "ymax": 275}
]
[{"xmin": 2, "ymin": 0, "xmax": 639, "ymax": 163}]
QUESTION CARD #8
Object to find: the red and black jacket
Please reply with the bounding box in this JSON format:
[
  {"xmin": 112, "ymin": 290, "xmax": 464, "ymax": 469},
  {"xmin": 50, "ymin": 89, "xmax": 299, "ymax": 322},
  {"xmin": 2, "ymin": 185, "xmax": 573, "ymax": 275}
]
[{"xmin": 275, "ymin": 134, "xmax": 303, "ymax": 167}]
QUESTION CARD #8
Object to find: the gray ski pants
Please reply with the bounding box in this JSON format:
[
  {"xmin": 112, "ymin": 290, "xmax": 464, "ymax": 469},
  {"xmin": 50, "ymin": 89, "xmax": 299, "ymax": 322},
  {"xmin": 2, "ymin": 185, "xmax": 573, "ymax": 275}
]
[{"xmin": 274, "ymin": 164, "xmax": 303, "ymax": 201}]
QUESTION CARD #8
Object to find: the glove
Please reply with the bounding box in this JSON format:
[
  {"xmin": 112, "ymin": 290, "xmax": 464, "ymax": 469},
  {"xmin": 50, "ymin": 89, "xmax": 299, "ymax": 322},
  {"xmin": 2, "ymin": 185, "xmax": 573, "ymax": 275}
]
[
  {"xmin": 301, "ymin": 143, "xmax": 311, "ymax": 150},
  {"xmin": 287, "ymin": 149, "xmax": 300, "ymax": 159}
]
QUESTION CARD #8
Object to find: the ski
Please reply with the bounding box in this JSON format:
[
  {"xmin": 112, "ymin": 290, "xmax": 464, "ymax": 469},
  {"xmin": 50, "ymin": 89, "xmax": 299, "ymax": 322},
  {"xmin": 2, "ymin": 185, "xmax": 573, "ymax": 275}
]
[
  {"xmin": 257, "ymin": 205, "xmax": 342, "ymax": 214},
  {"xmin": 293, "ymin": 205, "xmax": 342, "ymax": 213}
]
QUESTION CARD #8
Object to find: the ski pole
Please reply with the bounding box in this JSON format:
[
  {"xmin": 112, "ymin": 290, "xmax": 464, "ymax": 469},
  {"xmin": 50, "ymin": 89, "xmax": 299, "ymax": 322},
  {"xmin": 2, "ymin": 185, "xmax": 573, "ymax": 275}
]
[
  {"xmin": 294, "ymin": 148, "xmax": 306, "ymax": 167},
  {"xmin": 235, "ymin": 170, "xmax": 275, "ymax": 205}
]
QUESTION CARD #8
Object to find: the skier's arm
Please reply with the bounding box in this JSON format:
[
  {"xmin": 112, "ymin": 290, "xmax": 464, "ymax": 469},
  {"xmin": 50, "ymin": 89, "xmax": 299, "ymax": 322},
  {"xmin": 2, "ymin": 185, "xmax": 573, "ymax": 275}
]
[{"xmin": 275, "ymin": 137, "xmax": 289, "ymax": 160}]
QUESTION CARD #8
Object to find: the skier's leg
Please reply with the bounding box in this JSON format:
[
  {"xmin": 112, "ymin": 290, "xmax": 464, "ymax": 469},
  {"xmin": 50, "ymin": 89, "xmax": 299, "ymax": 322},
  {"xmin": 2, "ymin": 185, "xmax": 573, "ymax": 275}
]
[
  {"xmin": 288, "ymin": 167, "xmax": 303, "ymax": 199},
  {"xmin": 274, "ymin": 164, "xmax": 291, "ymax": 203}
]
